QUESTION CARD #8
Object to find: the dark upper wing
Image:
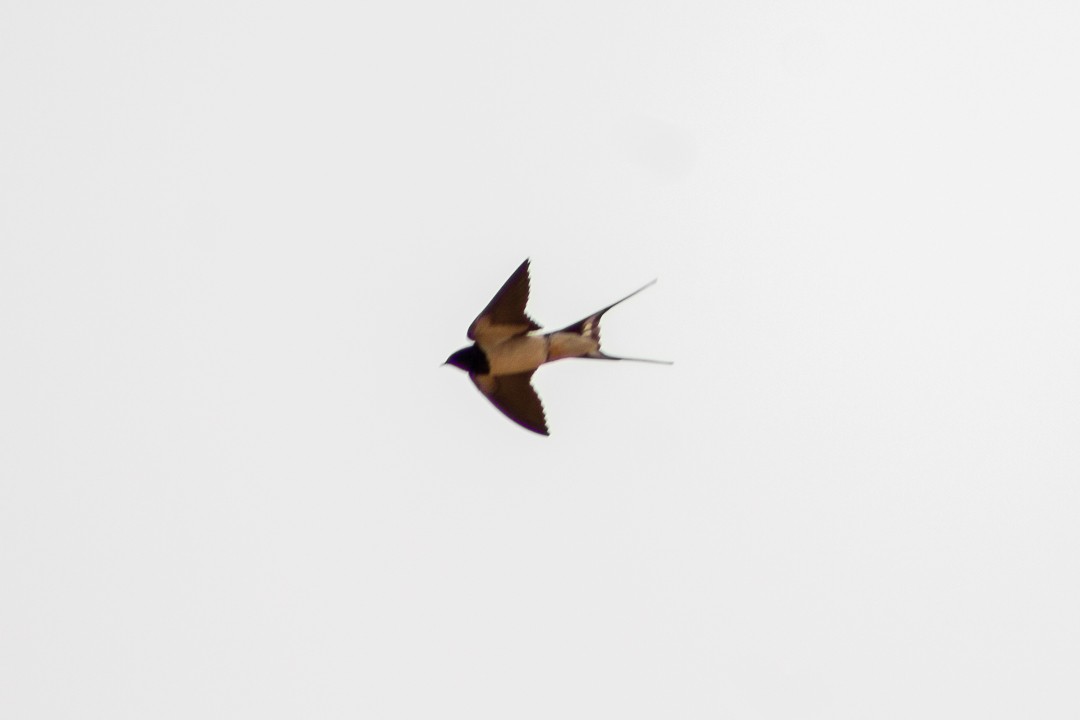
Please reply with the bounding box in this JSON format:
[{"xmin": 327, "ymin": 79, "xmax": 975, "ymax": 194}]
[
  {"xmin": 471, "ymin": 370, "xmax": 549, "ymax": 435},
  {"xmin": 467, "ymin": 258, "xmax": 542, "ymax": 344}
]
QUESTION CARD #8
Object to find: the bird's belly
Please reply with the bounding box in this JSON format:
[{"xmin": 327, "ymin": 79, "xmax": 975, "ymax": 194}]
[
  {"xmin": 485, "ymin": 336, "xmax": 548, "ymax": 375},
  {"xmin": 547, "ymin": 332, "xmax": 598, "ymax": 361}
]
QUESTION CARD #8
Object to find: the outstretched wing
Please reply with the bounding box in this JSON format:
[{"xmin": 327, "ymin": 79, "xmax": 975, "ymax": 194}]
[
  {"xmin": 467, "ymin": 258, "xmax": 542, "ymax": 344},
  {"xmin": 471, "ymin": 370, "xmax": 549, "ymax": 435}
]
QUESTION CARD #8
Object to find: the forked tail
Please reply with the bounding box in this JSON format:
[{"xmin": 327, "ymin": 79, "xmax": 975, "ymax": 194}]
[{"xmin": 557, "ymin": 279, "xmax": 673, "ymax": 364}]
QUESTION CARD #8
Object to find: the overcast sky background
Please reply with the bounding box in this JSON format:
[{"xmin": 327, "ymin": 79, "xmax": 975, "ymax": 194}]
[{"xmin": 3, "ymin": 2, "xmax": 1079, "ymax": 718}]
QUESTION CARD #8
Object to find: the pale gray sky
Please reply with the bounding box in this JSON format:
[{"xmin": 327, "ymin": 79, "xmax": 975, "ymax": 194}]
[{"xmin": 2, "ymin": 2, "xmax": 1079, "ymax": 718}]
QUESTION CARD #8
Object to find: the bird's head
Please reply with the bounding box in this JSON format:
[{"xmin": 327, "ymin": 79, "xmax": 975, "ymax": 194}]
[{"xmin": 443, "ymin": 344, "xmax": 490, "ymax": 374}]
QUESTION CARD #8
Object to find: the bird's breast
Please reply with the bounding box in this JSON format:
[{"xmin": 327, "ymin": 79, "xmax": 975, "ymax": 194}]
[{"xmin": 483, "ymin": 335, "xmax": 549, "ymax": 375}]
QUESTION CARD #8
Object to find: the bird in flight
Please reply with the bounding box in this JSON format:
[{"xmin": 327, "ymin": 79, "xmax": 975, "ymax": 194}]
[{"xmin": 443, "ymin": 259, "xmax": 670, "ymax": 435}]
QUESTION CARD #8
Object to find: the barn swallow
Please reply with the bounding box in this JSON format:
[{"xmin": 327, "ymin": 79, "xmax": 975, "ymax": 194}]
[{"xmin": 443, "ymin": 258, "xmax": 670, "ymax": 435}]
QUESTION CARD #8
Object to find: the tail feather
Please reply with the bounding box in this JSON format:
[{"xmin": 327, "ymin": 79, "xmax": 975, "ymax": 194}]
[{"xmin": 557, "ymin": 279, "xmax": 672, "ymax": 364}]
